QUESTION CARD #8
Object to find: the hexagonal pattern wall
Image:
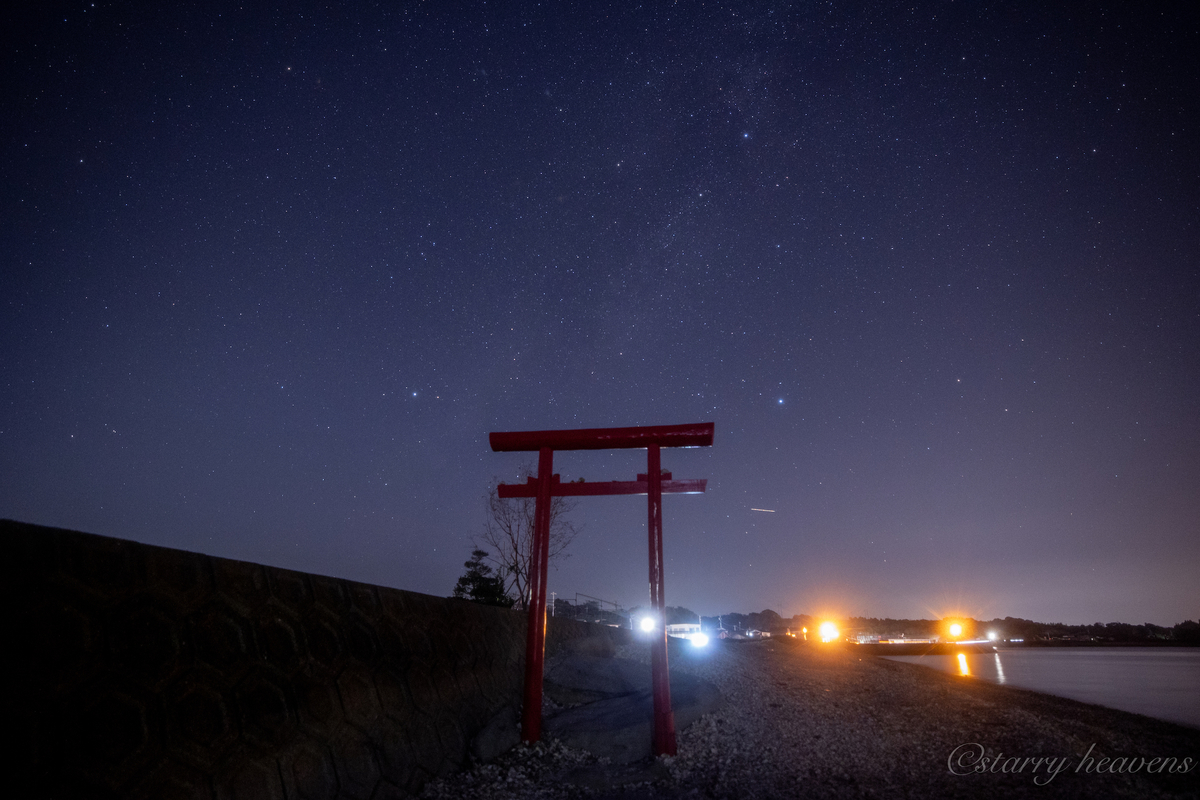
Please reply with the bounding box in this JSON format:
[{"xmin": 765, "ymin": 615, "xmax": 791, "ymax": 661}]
[{"xmin": 7, "ymin": 520, "xmax": 629, "ymax": 798}]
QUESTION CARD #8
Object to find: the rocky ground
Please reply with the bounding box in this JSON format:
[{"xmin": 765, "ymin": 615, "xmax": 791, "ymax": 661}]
[{"xmin": 421, "ymin": 637, "xmax": 1200, "ymax": 799}]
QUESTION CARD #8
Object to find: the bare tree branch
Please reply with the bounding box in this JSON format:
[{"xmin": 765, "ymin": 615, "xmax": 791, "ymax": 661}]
[{"xmin": 476, "ymin": 465, "xmax": 581, "ymax": 610}]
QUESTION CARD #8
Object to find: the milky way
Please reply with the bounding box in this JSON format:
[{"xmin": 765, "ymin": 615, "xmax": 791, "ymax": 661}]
[{"xmin": 3, "ymin": 1, "xmax": 1197, "ymax": 624}]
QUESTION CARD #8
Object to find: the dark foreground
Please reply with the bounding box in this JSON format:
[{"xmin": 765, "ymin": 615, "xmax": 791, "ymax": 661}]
[{"xmin": 423, "ymin": 637, "xmax": 1200, "ymax": 799}]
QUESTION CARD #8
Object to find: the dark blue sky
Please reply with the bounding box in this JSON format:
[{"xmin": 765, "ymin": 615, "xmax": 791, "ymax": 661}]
[{"xmin": 3, "ymin": 1, "xmax": 1197, "ymax": 625}]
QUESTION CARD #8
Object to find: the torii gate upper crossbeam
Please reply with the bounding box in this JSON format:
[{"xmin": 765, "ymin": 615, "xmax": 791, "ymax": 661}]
[
  {"xmin": 489, "ymin": 421, "xmax": 713, "ymax": 452},
  {"xmin": 489, "ymin": 422, "xmax": 713, "ymax": 757}
]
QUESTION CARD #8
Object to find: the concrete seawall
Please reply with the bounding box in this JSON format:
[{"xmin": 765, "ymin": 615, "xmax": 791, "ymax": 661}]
[{"xmin": 5, "ymin": 519, "xmax": 629, "ymax": 799}]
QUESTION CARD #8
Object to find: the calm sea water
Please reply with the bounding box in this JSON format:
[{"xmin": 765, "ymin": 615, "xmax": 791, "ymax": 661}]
[{"xmin": 883, "ymin": 647, "xmax": 1200, "ymax": 729}]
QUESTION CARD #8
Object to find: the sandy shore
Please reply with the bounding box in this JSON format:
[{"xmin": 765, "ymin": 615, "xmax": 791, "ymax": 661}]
[{"xmin": 422, "ymin": 637, "xmax": 1200, "ymax": 799}]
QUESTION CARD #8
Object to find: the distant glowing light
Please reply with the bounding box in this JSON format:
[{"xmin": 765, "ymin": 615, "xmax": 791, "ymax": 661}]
[
  {"xmin": 691, "ymin": 632, "xmax": 709, "ymax": 647},
  {"xmin": 949, "ymin": 623, "xmax": 963, "ymax": 638},
  {"xmin": 639, "ymin": 616, "xmax": 656, "ymax": 633},
  {"xmin": 957, "ymin": 653, "xmax": 970, "ymax": 676},
  {"xmin": 819, "ymin": 622, "xmax": 839, "ymax": 642},
  {"xmin": 987, "ymin": 631, "xmax": 998, "ymax": 641}
]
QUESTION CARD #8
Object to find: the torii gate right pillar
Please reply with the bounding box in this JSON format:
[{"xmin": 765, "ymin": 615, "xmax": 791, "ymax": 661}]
[{"xmin": 645, "ymin": 442, "xmax": 674, "ymax": 752}]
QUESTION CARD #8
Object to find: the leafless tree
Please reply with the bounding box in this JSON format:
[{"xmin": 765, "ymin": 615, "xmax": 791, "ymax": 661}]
[{"xmin": 477, "ymin": 466, "xmax": 581, "ymax": 610}]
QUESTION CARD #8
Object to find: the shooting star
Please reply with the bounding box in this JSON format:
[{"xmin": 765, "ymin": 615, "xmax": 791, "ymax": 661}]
[{"xmin": 750, "ymin": 508, "xmax": 775, "ymax": 513}]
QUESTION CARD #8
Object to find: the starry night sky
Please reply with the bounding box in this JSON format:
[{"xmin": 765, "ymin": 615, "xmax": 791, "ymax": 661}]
[{"xmin": 4, "ymin": 1, "xmax": 1197, "ymax": 625}]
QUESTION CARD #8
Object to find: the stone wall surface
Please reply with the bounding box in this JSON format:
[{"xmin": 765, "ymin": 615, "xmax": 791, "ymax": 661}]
[{"xmin": 5, "ymin": 519, "xmax": 630, "ymax": 799}]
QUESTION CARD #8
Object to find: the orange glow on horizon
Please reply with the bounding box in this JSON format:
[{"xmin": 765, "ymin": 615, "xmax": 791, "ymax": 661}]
[{"xmin": 941, "ymin": 617, "xmax": 975, "ymax": 641}]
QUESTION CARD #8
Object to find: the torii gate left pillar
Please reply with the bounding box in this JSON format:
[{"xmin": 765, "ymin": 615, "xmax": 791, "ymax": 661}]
[{"xmin": 490, "ymin": 422, "xmax": 714, "ymax": 757}]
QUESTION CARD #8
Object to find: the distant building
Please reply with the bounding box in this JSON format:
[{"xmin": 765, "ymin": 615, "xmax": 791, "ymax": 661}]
[{"xmin": 665, "ymin": 623, "xmax": 702, "ymax": 642}]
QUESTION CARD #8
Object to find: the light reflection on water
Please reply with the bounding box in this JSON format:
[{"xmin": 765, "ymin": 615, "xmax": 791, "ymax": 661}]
[{"xmin": 883, "ymin": 647, "xmax": 1200, "ymax": 729}]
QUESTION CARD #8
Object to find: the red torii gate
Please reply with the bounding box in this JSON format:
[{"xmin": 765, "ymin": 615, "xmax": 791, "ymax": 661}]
[{"xmin": 489, "ymin": 422, "xmax": 714, "ymax": 756}]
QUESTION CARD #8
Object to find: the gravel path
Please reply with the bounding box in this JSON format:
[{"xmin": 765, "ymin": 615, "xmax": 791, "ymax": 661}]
[{"xmin": 421, "ymin": 638, "xmax": 1200, "ymax": 799}]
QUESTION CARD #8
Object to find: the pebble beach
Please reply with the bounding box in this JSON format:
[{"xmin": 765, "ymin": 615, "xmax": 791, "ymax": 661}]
[{"xmin": 422, "ymin": 637, "xmax": 1199, "ymax": 799}]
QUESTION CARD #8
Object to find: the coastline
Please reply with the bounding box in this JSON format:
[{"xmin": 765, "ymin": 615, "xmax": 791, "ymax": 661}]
[
  {"xmin": 423, "ymin": 637, "xmax": 1200, "ymax": 799},
  {"xmin": 1012, "ymin": 640, "xmax": 1200, "ymax": 648}
]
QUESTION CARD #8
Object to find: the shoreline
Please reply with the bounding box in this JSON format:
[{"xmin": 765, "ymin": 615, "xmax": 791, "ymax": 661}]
[
  {"xmin": 423, "ymin": 637, "xmax": 1200, "ymax": 799},
  {"xmin": 851, "ymin": 641, "xmax": 1199, "ymax": 656},
  {"xmin": 1007, "ymin": 640, "xmax": 1200, "ymax": 648}
]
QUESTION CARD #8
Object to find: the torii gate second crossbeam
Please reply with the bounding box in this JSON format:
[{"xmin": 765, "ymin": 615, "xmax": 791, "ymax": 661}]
[{"xmin": 489, "ymin": 422, "xmax": 714, "ymax": 756}]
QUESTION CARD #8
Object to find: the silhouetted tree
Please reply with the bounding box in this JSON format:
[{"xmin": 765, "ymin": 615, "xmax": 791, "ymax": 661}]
[
  {"xmin": 477, "ymin": 466, "xmax": 580, "ymax": 610},
  {"xmin": 452, "ymin": 549, "xmax": 514, "ymax": 608},
  {"xmin": 1174, "ymin": 620, "xmax": 1200, "ymax": 644},
  {"xmin": 665, "ymin": 606, "xmax": 702, "ymax": 625}
]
